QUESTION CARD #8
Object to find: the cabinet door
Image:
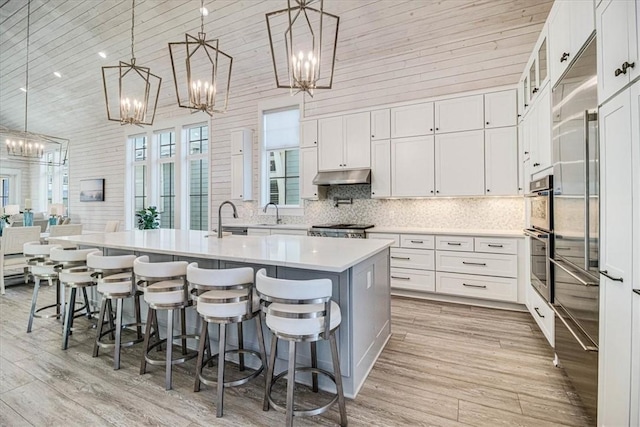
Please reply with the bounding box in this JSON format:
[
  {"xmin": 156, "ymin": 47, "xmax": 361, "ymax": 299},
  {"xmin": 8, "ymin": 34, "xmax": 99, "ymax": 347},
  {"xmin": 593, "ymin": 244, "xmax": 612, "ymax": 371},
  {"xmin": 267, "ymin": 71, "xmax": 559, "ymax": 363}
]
[
  {"xmin": 300, "ymin": 120, "xmax": 317, "ymax": 148},
  {"xmin": 391, "ymin": 136, "xmax": 434, "ymax": 197},
  {"xmin": 538, "ymin": 35, "xmax": 549, "ymax": 88},
  {"xmin": 390, "ymin": 103, "xmax": 434, "ymax": 138},
  {"xmin": 344, "ymin": 112, "xmax": 371, "ymax": 169},
  {"xmin": 435, "ymin": 94, "xmax": 484, "ymax": 133},
  {"xmin": 518, "ymin": 124, "xmax": 525, "ymax": 194},
  {"xmin": 570, "ymin": 0, "xmax": 595, "ymax": 55},
  {"xmin": 230, "ymin": 130, "xmax": 245, "ymax": 155},
  {"xmin": 300, "ymin": 147, "xmax": 319, "ymax": 200},
  {"xmin": 318, "ymin": 116, "xmax": 344, "ymax": 171},
  {"xmin": 230, "ymin": 154, "xmax": 245, "ymax": 200},
  {"xmin": 596, "ymin": 0, "xmax": 637, "ymax": 103},
  {"xmin": 598, "ymin": 89, "xmax": 633, "ymax": 427},
  {"xmin": 485, "ymin": 127, "xmax": 518, "ymax": 196},
  {"xmin": 371, "ymin": 139, "xmax": 391, "ymax": 198},
  {"xmin": 435, "ymin": 130, "xmax": 485, "ymax": 196},
  {"xmin": 371, "ymin": 109, "xmax": 390, "ymax": 140},
  {"xmin": 549, "ymin": 1, "xmax": 572, "ymax": 85},
  {"xmin": 531, "ymin": 86, "xmax": 551, "ymax": 171},
  {"xmin": 485, "ymin": 90, "xmax": 517, "ymax": 128}
]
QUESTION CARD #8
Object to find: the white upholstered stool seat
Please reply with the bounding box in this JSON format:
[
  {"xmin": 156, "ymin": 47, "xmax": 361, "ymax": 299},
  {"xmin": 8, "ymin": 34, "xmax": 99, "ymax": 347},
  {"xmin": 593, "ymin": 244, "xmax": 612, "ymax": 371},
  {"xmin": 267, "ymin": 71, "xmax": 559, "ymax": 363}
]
[{"xmin": 188, "ymin": 263, "xmax": 267, "ymax": 418}]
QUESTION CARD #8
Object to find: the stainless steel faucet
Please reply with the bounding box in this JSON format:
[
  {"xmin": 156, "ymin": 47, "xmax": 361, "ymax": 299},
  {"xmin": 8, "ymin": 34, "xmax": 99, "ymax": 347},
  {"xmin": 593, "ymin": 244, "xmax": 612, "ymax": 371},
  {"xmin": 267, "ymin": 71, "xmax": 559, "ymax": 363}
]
[
  {"xmin": 217, "ymin": 200, "xmax": 238, "ymax": 238},
  {"xmin": 263, "ymin": 202, "xmax": 281, "ymax": 224}
]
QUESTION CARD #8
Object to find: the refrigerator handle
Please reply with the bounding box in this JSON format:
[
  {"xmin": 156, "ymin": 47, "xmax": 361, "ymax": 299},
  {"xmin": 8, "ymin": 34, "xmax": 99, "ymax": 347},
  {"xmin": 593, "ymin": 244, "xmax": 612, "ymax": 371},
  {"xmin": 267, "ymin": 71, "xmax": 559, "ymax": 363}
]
[
  {"xmin": 583, "ymin": 110, "xmax": 590, "ymax": 272},
  {"xmin": 550, "ymin": 304, "xmax": 598, "ymax": 352}
]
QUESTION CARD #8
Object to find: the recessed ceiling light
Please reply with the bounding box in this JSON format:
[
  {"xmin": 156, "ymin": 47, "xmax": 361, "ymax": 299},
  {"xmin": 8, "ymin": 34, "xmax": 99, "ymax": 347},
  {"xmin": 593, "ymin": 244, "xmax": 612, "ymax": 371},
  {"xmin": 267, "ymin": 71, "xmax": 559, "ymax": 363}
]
[
  {"xmin": 98, "ymin": 51, "xmax": 107, "ymax": 59},
  {"xmin": 19, "ymin": 87, "xmax": 27, "ymax": 92},
  {"xmin": 200, "ymin": 7, "xmax": 208, "ymax": 16},
  {"xmin": 53, "ymin": 71, "xmax": 62, "ymax": 78}
]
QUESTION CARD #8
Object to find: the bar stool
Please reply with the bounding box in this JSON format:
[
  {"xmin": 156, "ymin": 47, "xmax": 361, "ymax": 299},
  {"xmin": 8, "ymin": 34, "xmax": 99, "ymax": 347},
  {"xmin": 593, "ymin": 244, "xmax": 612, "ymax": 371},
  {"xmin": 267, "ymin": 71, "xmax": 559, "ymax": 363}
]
[
  {"xmin": 256, "ymin": 268, "xmax": 347, "ymax": 427},
  {"xmin": 55, "ymin": 247, "xmax": 101, "ymax": 350},
  {"xmin": 134, "ymin": 256, "xmax": 197, "ymax": 390},
  {"xmin": 188, "ymin": 263, "xmax": 268, "ymax": 417},
  {"xmin": 25, "ymin": 241, "xmax": 63, "ymax": 333},
  {"xmin": 88, "ymin": 252, "xmax": 144, "ymax": 369}
]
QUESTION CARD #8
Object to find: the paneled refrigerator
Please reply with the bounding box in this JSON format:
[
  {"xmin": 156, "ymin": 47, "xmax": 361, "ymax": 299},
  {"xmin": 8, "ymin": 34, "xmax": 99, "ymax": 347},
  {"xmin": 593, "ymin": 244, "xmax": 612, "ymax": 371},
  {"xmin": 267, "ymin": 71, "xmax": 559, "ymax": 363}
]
[{"xmin": 550, "ymin": 36, "xmax": 599, "ymax": 422}]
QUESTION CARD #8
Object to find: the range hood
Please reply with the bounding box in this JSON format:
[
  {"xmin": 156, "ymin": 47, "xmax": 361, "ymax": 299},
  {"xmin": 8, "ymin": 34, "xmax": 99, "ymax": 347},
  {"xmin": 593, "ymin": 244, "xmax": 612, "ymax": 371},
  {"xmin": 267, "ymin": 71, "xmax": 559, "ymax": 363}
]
[{"xmin": 312, "ymin": 169, "xmax": 371, "ymax": 186}]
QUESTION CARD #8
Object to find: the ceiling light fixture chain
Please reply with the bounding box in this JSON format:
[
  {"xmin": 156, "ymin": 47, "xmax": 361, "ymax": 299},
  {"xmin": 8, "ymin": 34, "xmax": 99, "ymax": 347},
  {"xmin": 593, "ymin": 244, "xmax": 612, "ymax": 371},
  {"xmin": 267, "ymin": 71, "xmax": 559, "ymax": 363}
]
[
  {"xmin": 200, "ymin": 0, "xmax": 205, "ymax": 35},
  {"xmin": 130, "ymin": 0, "xmax": 135, "ymax": 63},
  {"xmin": 24, "ymin": 0, "xmax": 31, "ymax": 133}
]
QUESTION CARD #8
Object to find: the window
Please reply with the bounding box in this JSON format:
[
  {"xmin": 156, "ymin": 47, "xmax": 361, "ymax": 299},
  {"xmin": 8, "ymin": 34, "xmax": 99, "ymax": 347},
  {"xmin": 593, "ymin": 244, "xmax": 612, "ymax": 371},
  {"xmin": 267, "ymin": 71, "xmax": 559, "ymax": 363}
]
[
  {"xmin": 187, "ymin": 125, "xmax": 208, "ymax": 231},
  {"xmin": 156, "ymin": 130, "xmax": 175, "ymax": 229},
  {"xmin": 263, "ymin": 107, "xmax": 300, "ymax": 206},
  {"xmin": 0, "ymin": 178, "xmax": 9, "ymax": 207},
  {"xmin": 131, "ymin": 135, "xmax": 148, "ymax": 214}
]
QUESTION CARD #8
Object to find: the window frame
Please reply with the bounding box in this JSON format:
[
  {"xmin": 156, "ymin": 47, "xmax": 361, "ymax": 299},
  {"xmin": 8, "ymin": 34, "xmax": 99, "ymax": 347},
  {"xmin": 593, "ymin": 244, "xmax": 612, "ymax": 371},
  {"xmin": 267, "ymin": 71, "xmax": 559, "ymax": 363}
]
[{"xmin": 184, "ymin": 123, "xmax": 209, "ymax": 231}]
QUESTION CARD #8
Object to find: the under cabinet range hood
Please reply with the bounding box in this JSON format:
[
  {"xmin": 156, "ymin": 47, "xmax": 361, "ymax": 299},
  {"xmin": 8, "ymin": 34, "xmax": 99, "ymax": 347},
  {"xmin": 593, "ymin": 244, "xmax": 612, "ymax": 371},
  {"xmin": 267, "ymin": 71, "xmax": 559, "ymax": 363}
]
[{"xmin": 312, "ymin": 169, "xmax": 371, "ymax": 186}]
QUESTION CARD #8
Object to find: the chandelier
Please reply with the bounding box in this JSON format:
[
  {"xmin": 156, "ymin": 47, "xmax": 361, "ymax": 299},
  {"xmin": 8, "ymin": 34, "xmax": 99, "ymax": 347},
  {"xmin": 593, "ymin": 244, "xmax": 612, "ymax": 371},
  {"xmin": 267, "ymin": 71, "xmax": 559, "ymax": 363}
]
[
  {"xmin": 168, "ymin": 0, "xmax": 233, "ymax": 116},
  {"xmin": 101, "ymin": 0, "xmax": 161, "ymax": 126},
  {"xmin": 5, "ymin": 139, "xmax": 43, "ymax": 159},
  {"xmin": 266, "ymin": 0, "xmax": 340, "ymax": 97}
]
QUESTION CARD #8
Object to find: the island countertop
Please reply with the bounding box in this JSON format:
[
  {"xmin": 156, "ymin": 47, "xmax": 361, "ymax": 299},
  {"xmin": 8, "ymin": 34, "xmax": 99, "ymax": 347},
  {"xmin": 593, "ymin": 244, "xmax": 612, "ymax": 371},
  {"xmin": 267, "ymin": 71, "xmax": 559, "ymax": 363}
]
[{"xmin": 51, "ymin": 229, "xmax": 393, "ymax": 273}]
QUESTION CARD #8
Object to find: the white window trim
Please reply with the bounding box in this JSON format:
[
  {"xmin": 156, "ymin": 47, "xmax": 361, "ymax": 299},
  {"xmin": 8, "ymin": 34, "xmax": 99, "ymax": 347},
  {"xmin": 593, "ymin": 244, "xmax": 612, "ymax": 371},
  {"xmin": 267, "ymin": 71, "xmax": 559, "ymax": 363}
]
[
  {"xmin": 183, "ymin": 123, "xmax": 209, "ymax": 231},
  {"xmin": 257, "ymin": 96, "xmax": 304, "ymax": 217}
]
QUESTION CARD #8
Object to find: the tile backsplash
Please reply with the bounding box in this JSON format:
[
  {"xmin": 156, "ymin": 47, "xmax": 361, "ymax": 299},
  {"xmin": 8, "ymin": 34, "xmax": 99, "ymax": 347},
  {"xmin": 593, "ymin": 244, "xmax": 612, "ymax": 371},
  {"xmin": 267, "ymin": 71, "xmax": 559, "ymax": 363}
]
[{"xmin": 234, "ymin": 185, "xmax": 525, "ymax": 231}]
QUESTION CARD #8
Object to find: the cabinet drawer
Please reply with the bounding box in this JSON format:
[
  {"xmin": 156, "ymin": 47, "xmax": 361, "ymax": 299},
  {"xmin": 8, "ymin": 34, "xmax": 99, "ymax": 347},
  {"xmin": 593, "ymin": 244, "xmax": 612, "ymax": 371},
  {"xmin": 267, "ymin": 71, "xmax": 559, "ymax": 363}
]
[
  {"xmin": 435, "ymin": 251, "xmax": 517, "ymax": 278},
  {"xmin": 474, "ymin": 237, "xmax": 518, "ymax": 255},
  {"xmin": 368, "ymin": 233, "xmax": 400, "ymax": 247},
  {"xmin": 390, "ymin": 248, "xmax": 435, "ymax": 270},
  {"xmin": 526, "ymin": 283, "xmax": 554, "ymax": 346},
  {"xmin": 436, "ymin": 272, "xmax": 518, "ymax": 302},
  {"xmin": 400, "ymin": 234, "xmax": 435, "ymax": 249},
  {"xmin": 391, "ymin": 268, "xmax": 435, "ymax": 292},
  {"xmin": 435, "ymin": 235, "xmax": 474, "ymax": 252}
]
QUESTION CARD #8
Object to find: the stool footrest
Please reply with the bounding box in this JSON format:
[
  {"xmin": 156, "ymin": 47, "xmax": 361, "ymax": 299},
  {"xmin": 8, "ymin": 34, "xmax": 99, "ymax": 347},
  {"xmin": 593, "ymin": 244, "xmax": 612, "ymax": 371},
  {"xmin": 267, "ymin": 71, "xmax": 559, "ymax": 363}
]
[
  {"xmin": 34, "ymin": 303, "xmax": 62, "ymax": 319},
  {"xmin": 96, "ymin": 323, "xmax": 145, "ymax": 349},
  {"xmin": 144, "ymin": 334, "xmax": 199, "ymax": 366},
  {"xmin": 268, "ymin": 367, "xmax": 339, "ymax": 418},
  {"xmin": 198, "ymin": 349, "xmax": 264, "ymax": 388}
]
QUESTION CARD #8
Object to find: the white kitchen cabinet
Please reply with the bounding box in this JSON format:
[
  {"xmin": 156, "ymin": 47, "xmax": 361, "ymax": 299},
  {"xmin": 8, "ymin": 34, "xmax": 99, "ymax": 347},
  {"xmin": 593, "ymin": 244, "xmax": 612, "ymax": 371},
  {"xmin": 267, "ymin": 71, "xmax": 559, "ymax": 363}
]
[
  {"xmin": 436, "ymin": 271, "xmax": 518, "ymax": 303},
  {"xmin": 485, "ymin": 127, "xmax": 518, "ymax": 196},
  {"xmin": 300, "ymin": 119, "xmax": 317, "ymax": 148},
  {"xmin": 391, "ymin": 136, "xmax": 435, "ymax": 197},
  {"xmin": 435, "ymin": 94, "xmax": 484, "ymax": 133},
  {"xmin": 596, "ymin": 0, "xmax": 639, "ymax": 104},
  {"xmin": 300, "ymin": 147, "xmax": 323, "ymax": 200},
  {"xmin": 371, "ymin": 109, "xmax": 390, "ymax": 140},
  {"xmin": 371, "ymin": 139, "xmax": 391, "ymax": 198},
  {"xmin": 230, "ymin": 129, "xmax": 252, "ymax": 201},
  {"xmin": 598, "ymin": 86, "xmax": 634, "ymax": 427},
  {"xmin": 529, "ymin": 85, "xmax": 552, "ymax": 173},
  {"xmin": 435, "ymin": 130, "xmax": 484, "ymax": 196},
  {"xmin": 549, "ymin": 0, "xmax": 595, "ymax": 86},
  {"xmin": 318, "ymin": 112, "xmax": 370, "ymax": 171},
  {"xmin": 484, "ymin": 90, "xmax": 517, "ymax": 128},
  {"xmin": 526, "ymin": 281, "xmax": 555, "ymax": 346},
  {"xmin": 390, "ymin": 102, "xmax": 434, "ymax": 138},
  {"xmin": 230, "ymin": 128, "xmax": 252, "ymax": 155}
]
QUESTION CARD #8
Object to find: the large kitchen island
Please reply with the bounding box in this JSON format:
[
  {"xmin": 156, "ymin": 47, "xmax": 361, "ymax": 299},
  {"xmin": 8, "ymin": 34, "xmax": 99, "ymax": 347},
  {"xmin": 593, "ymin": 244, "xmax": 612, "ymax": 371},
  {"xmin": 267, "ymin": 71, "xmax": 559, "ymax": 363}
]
[{"xmin": 53, "ymin": 229, "xmax": 392, "ymax": 398}]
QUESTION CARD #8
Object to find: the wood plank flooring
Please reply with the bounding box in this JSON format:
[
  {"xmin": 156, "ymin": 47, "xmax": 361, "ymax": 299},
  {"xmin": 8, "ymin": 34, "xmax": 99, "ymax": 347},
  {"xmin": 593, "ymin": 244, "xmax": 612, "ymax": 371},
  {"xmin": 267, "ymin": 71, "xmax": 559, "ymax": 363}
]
[{"xmin": 0, "ymin": 283, "xmax": 592, "ymax": 426}]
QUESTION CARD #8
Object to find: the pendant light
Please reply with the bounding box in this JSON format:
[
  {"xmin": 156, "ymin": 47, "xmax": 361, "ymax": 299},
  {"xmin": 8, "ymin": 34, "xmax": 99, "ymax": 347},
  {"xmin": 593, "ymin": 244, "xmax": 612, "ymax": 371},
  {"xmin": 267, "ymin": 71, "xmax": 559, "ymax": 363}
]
[
  {"xmin": 101, "ymin": 0, "xmax": 161, "ymax": 126},
  {"xmin": 266, "ymin": 0, "xmax": 340, "ymax": 97},
  {"xmin": 168, "ymin": 0, "xmax": 233, "ymax": 116}
]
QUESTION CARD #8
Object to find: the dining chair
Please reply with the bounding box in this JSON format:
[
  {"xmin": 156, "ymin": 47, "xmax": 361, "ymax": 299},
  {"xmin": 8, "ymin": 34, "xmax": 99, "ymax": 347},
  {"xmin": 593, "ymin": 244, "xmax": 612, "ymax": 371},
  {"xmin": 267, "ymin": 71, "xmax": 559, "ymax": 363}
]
[{"xmin": 0, "ymin": 226, "xmax": 41, "ymax": 295}]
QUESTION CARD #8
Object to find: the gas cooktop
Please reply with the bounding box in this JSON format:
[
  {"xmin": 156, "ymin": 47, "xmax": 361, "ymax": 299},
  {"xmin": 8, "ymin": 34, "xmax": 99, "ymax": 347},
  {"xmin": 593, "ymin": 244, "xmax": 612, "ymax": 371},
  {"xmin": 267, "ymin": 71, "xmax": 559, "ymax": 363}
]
[{"xmin": 311, "ymin": 224, "xmax": 375, "ymax": 230}]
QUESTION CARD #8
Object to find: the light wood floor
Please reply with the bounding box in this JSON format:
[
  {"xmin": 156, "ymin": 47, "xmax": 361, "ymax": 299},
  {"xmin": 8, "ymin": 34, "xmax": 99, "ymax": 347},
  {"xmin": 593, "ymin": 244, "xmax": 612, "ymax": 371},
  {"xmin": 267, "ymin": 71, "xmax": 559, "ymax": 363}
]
[{"xmin": 0, "ymin": 282, "xmax": 592, "ymax": 426}]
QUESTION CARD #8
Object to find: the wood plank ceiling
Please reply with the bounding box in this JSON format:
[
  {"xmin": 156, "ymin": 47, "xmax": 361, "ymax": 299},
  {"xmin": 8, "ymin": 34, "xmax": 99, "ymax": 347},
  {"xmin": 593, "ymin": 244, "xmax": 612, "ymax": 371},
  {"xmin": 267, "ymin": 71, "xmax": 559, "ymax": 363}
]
[{"xmin": 0, "ymin": 0, "xmax": 553, "ymax": 139}]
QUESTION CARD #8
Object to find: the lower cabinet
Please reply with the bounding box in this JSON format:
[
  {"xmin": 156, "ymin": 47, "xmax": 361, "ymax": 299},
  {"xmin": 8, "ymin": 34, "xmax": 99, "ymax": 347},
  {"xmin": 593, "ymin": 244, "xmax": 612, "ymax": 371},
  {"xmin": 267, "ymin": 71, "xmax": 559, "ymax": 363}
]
[
  {"xmin": 525, "ymin": 282, "xmax": 554, "ymax": 346},
  {"xmin": 436, "ymin": 271, "xmax": 517, "ymax": 302},
  {"xmin": 247, "ymin": 227, "xmax": 308, "ymax": 236},
  {"xmin": 390, "ymin": 268, "xmax": 435, "ymax": 292}
]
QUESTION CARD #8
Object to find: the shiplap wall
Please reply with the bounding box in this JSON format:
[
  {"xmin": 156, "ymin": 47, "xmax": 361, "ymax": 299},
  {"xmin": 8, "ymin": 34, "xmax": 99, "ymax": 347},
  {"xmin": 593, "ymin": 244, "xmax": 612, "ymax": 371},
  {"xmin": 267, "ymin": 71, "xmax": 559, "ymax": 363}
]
[{"xmin": 1, "ymin": 0, "xmax": 553, "ymax": 230}]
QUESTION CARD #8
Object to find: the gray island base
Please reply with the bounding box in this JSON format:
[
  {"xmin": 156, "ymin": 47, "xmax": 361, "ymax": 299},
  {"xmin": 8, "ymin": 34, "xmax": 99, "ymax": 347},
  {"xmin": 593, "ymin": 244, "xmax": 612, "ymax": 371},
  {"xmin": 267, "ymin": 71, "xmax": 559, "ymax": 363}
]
[{"xmin": 52, "ymin": 230, "xmax": 392, "ymax": 398}]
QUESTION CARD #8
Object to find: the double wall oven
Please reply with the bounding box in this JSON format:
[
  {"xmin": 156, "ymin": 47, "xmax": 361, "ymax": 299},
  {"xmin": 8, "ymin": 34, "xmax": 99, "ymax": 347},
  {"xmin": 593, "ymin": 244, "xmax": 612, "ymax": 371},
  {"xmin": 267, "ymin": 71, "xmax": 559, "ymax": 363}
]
[{"xmin": 524, "ymin": 175, "xmax": 554, "ymax": 302}]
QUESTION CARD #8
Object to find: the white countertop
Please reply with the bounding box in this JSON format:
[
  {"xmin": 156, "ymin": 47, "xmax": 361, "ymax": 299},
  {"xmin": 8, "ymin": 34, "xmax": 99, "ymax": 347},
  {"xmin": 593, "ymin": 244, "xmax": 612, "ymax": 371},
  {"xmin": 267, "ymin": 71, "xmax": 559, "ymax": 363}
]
[
  {"xmin": 368, "ymin": 226, "xmax": 524, "ymax": 238},
  {"xmin": 50, "ymin": 229, "xmax": 393, "ymax": 273}
]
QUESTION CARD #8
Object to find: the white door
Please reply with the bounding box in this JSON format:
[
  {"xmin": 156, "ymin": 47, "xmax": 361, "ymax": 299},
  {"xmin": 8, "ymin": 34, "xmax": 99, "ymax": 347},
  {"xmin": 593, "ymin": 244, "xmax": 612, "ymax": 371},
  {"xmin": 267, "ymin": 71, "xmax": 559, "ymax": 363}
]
[
  {"xmin": 318, "ymin": 116, "xmax": 344, "ymax": 171},
  {"xmin": 485, "ymin": 127, "xmax": 518, "ymax": 196},
  {"xmin": 598, "ymin": 89, "xmax": 633, "ymax": 427},
  {"xmin": 484, "ymin": 90, "xmax": 517, "ymax": 128},
  {"xmin": 371, "ymin": 109, "xmax": 390, "ymax": 140},
  {"xmin": 344, "ymin": 112, "xmax": 371, "ymax": 169},
  {"xmin": 435, "ymin": 130, "xmax": 485, "ymax": 196},
  {"xmin": 371, "ymin": 139, "xmax": 391, "ymax": 198},
  {"xmin": 391, "ymin": 136, "xmax": 434, "ymax": 197},
  {"xmin": 300, "ymin": 147, "xmax": 319, "ymax": 200},
  {"xmin": 435, "ymin": 94, "xmax": 484, "ymax": 133},
  {"xmin": 300, "ymin": 120, "xmax": 317, "ymax": 148},
  {"xmin": 549, "ymin": 0, "xmax": 572, "ymax": 85},
  {"xmin": 390, "ymin": 103, "xmax": 434, "ymax": 138},
  {"xmin": 230, "ymin": 154, "xmax": 245, "ymax": 200}
]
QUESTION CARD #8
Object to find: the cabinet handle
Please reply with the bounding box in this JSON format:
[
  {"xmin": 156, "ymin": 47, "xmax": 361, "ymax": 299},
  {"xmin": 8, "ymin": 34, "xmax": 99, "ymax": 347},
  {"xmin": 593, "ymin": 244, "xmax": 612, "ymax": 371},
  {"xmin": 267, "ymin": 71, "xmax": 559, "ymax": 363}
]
[
  {"xmin": 391, "ymin": 275, "xmax": 411, "ymax": 280},
  {"xmin": 487, "ymin": 244, "xmax": 503, "ymax": 248},
  {"xmin": 435, "ymin": 127, "xmax": 439, "ymax": 131},
  {"xmin": 462, "ymin": 261, "xmax": 487, "ymax": 266},
  {"xmin": 533, "ymin": 162, "xmax": 540, "ymax": 167},
  {"xmin": 391, "ymin": 256, "xmax": 411, "ymax": 260},
  {"xmin": 447, "ymin": 242, "xmax": 462, "ymax": 246},
  {"xmin": 463, "ymin": 283, "xmax": 487, "ymax": 289},
  {"xmin": 524, "ymin": 151, "xmax": 529, "ymax": 155},
  {"xmin": 524, "ymin": 103, "xmax": 529, "ymax": 107},
  {"xmin": 533, "ymin": 307, "xmax": 545, "ymax": 318},
  {"xmin": 634, "ymin": 289, "xmax": 640, "ymax": 296},
  {"xmin": 239, "ymin": 149, "xmax": 242, "ymax": 152},
  {"xmin": 486, "ymin": 122, "xmax": 490, "ymax": 125},
  {"xmin": 517, "ymin": 114, "xmax": 522, "ymax": 117},
  {"xmin": 430, "ymin": 128, "xmax": 433, "ymax": 131},
  {"xmin": 556, "ymin": 247, "xmax": 571, "ymax": 250},
  {"xmin": 372, "ymin": 135, "xmax": 375, "ymax": 138},
  {"xmin": 615, "ymin": 68, "xmax": 625, "ymax": 77},
  {"xmin": 622, "ymin": 61, "xmax": 635, "ymax": 72},
  {"xmin": 372, "ymin": 192, "xmax": 375, "ymax": 195},
  {"xmin": 560, "ymin": 52, "xmax": 570, "ymax": 62},
  {"xmin": 599, "ymin": 270, "xmax": 623, "ymax": 282},
  {"xmin": 410, "ymin": 240, "xmax": 424, "ymax": 244},
  {"xmin": 436, "ymin": 190, "xmax": 440, "ymax": 194},
  {"xmin": 486, "ymin": 189, "xmax": 490, "ymax": 192},
  {"xmin": 532, "ymin": 87, "xmax": 539, "ymax": 94}
]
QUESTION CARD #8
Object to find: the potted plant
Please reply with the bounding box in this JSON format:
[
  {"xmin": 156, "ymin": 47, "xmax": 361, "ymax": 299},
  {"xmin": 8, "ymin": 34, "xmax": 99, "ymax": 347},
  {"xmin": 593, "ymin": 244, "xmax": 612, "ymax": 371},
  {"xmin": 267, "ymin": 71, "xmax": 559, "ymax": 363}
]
[
  {"xmin": 0, "ymin": 211, "xmax": 9, "ymax": 236},
  {"xmin": 136, "ymin": 206, "xmax": 160, "ymax": 230}
]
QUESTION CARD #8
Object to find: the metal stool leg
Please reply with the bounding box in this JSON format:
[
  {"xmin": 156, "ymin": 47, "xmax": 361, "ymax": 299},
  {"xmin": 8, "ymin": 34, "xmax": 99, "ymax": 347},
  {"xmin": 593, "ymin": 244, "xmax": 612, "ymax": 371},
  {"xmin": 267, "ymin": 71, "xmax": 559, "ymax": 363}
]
[
  {"xmin": 237, "ymin": 322, "xmax": 245, "ymax": 371},
  {"xmin": 216, "ymin": 323, "xmax": 226, "ymax": 418},
  {"xmin": 255, "ymin": 315, "xmax": 268, "ymax": 376},
  {"xmin": 264, "ymin": 333, "xmax": 278, "ymax": 411},
  {"xmin": 165, "ymin": 309, "xmax": 174, "ymax": 391},
  {"xmin": 106, "ymin": 299, "xmax": 115, "ymax": 340},
  {"xmin": 180, "ymin": 307, "xmax": 187, "ymax": 355},
  {"xmin": 153, "ymin": 309, "xmax": 162, "ymax": 352},
  {"xmin": 140, "ymin": 307, "xmax": 154, "ymax": 375},
  {"xmin": 54, "ymin": 278, "xmax": 60, "ymax": 317},
  {"xmin": 62, "ymin": 288, "xmax": 77, "ymax": 350},
  {"xmin": 93, "ymin": 297, "xmax": 108, "ymax": 357},
  {"xmin": 114, "ymin": 298, "xmax": 123, "ymax": 370},
  {"xmin": 81, "ymin": 287, "xmax": 91, "ymax": 319},
  {"xmin": 329, "ymin": 333, "xmax": 348, "ymax": 427},
  {"xmin": 134, "ymin": 292, "xmax": 143, "ymax": 339},
  {"xmin": 194, "ymin": 320, "xmax": 209, "ymax": 392},
  {"xmin": 286, "ymin": 341, "xmax": 297, "ymax": 427},
  {"xmin": 311, "ymin": 341, "xmax": 318, "ymax": 392},
  {"xmin": 27, "ymin": 279, "xmax": 41, "ymax": 333}
]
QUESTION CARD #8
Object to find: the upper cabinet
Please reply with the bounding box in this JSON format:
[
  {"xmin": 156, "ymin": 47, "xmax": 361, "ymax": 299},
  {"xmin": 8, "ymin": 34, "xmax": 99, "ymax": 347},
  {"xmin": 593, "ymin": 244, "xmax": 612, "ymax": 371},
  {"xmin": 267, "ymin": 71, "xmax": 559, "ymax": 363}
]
[
  {"xmin": 391, "ymin": 136, "xmax": 435, "ymax": 197},
  {"xmin": 519, "ymin": 27, "xmax": 549, "ymax": 118},
  {"xmin": 485, "ymin": 90, "xmax": 517, "ymax": 128},
  {"xmin": 435, "ymin": 130, "xmax": 485, "ymax": 196},
  {"xmin": 318, "ymin": 112, "xmax": 370, "ymax": 171},
  {"xmin": 596, "ymin": 0, "xmax": 640, "ymax": 104},
  {"xmin": 300, "ymin": 120, "xmax": 317, "ymax": 148},
  {"xmin": 230, "ymin": 128, "xmax": 252, "ymax": 155},
  {"xmin": 371, "ymin": 109, "xmax": 391, "ymax": 140},
  {"xmin": 434, "ymin": 94, "xmax": 484, "ymax": 133},
  {"xmin": 485, "ymin": 127, "xmax": 519, "ymax": 196},
  {"xmin": 230, "ymin": 128, "xmax": 253, "ymax": 201},
  {"xmin": 371, "ymin": 139, "xmax": 391, "ymax": 198},
  {"xmin": 549, "ymin": 0, "xmax": 595, "ymax": 86},
  {"xmin": 300, "ymin": 147, "xmax": 323, "ymax": 200},
  {"xmin": 390, "ymin": 103, "xmax": 434, "ymax": 138}
]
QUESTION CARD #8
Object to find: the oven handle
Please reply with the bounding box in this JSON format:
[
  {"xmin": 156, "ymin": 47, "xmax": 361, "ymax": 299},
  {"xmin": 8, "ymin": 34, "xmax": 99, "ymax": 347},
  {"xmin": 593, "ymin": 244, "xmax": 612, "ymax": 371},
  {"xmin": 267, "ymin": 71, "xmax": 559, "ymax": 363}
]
[
  {"xmin": 550, "ymin": 304, "xmax": 598, "ymax": 352},
  {"xmin": 549, "ymin": 258, "xmax": 598, "ymax": 287},
  {"xmin": 523, "ymin": 228, "xmax": 549, "ymax": 239},
  {"xmin": 524, "ymin": 191, "xmax": 550, "ymax": 197}
]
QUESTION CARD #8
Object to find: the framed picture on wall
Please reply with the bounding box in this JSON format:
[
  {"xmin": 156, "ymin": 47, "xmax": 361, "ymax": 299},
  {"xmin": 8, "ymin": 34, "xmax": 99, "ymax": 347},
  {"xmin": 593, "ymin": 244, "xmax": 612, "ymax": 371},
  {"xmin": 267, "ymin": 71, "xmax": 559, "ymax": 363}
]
[{"xmin": 79, "ymin": 179, "xmax": 105, "ymax": 202}]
